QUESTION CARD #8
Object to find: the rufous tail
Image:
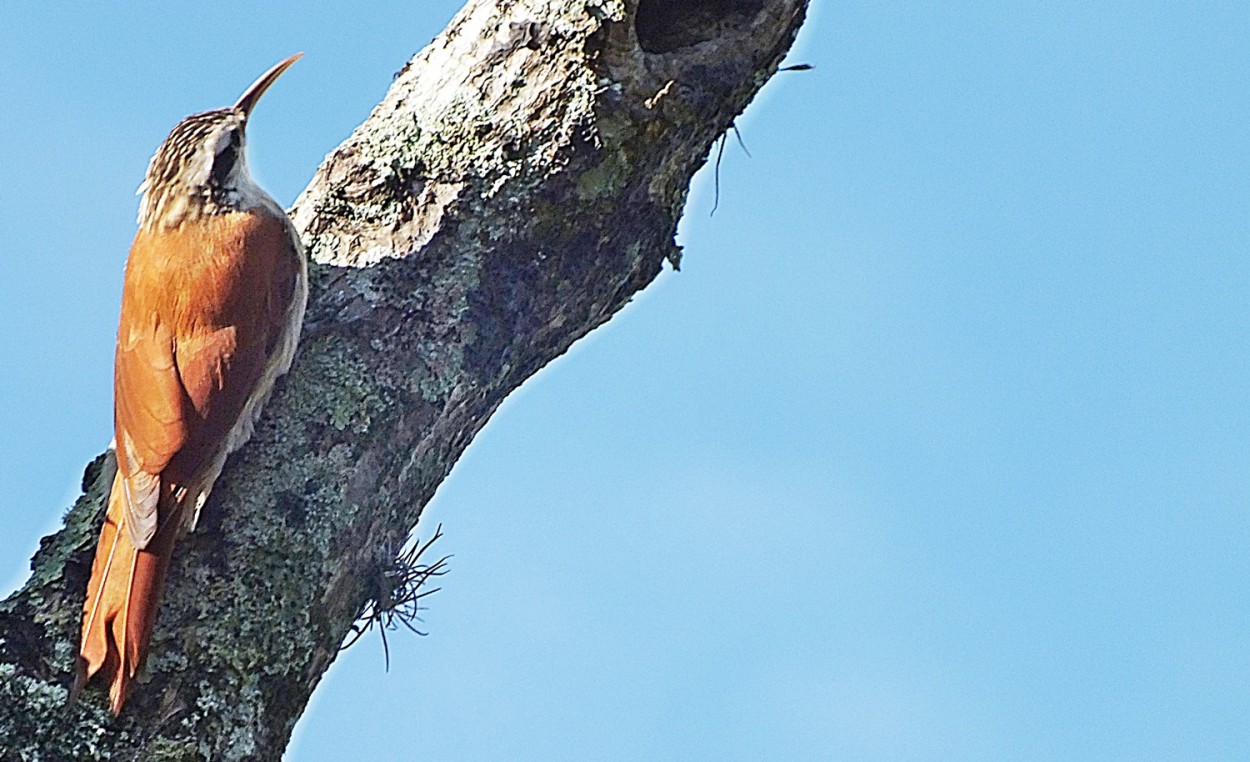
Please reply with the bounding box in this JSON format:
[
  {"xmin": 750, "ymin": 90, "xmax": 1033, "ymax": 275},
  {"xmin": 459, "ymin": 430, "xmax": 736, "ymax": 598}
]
[{"xmin": 72, "ymin": 473, "xmax": 177, "ymax": 715}]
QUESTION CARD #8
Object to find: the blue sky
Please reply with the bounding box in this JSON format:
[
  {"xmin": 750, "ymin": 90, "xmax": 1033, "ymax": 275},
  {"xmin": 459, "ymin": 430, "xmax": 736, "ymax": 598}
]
[{"xmin": 2, "ymin": 2, "xmax": 1248, "ymax": 759}]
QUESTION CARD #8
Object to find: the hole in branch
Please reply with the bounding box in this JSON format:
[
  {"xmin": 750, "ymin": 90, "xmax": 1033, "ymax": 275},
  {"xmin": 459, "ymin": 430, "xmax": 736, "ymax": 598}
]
[{"xmin": 635, "ymin": 0, "xmax": 766, "ymax": 54}]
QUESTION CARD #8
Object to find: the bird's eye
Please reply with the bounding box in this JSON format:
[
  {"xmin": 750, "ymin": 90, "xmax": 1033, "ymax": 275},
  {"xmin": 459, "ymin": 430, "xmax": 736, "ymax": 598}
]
[{"xmin": 210, "ymin": 134, "xmax": 239, "ymax": 186}]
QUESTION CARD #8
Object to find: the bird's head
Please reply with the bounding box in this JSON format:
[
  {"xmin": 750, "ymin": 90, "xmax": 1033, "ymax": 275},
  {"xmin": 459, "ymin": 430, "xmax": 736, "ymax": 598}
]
[{"xmin": 137, "ymin": 53, "xmax": 301, "ymax": 230}]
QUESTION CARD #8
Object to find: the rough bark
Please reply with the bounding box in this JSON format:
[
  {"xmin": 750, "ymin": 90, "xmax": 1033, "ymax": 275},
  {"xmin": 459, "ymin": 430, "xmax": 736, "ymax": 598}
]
[{"xmin": 0, "ymin": 0, "xmax": 807, "ymax": 758}]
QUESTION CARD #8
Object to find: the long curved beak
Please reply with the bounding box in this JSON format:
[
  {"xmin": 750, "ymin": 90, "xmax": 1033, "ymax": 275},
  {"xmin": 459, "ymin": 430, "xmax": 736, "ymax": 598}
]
[{"xmin": 234, "ymin": 53, "xmax": 302, "ymax": 118}]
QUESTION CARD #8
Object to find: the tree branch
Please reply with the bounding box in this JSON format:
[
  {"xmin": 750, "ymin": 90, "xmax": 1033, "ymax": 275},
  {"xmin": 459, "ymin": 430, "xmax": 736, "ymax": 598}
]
[{"xmin": 0, "ymin": 0, "xmax": 807, "ymax": 758}]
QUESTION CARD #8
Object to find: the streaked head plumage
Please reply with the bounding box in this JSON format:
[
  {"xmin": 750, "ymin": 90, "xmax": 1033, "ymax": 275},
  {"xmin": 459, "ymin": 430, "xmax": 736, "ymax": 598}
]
[
  {"xmin": 136, "ymin": 53, "xmax": 301, "ymax": 230},
  {"xmin": 137, "ymin": 109, "xmax": 248, "ymax": 229}
]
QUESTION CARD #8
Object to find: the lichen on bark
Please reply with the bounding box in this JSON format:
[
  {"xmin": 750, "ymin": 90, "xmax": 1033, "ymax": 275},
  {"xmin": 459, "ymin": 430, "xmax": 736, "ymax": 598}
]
[{"xmin": 0, "ymin": 0, "xmax": 807, "ymax": 758}]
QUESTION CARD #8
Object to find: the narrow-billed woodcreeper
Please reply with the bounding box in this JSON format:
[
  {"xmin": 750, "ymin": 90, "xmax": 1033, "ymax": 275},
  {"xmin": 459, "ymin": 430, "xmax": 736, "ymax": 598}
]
[{"xmin": 74, "ymin": 54, "xmax": 308, "ymax": 714}]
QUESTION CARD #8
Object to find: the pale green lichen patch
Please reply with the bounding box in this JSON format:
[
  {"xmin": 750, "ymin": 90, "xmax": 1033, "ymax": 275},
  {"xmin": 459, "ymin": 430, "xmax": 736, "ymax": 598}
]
[
  {"xmin": 415, "ymin": 339, "xmax": 468, "ymax": 404},
  {"xmin": 0, "ymin": 663, "xmax": 121, "ymax": 760},
  {"xmin": 360, "ymin": 119, "xmax": 426, "ymax": 178},
  {"xmin": 141, "ymin": 738, "xmax": 205, "ymax": 762},
  {"xmin": 575, "ymin": 149, "xmax": 632, "ymax": 201},
  {"xmin": 192, "ymin": 677, "xmax": 263, "ymax": 760},
  {"xmin": 287, "ymin": 340, "xmax": 396, "ymax": 435},
  {"xmin": 595, "ymin": 110, "xmax": 638, "ymax": 151}
]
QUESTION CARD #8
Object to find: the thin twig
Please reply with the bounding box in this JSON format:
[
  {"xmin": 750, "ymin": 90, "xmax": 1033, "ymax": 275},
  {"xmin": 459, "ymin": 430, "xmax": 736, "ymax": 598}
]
[
  {"xmin": 731, "ymin": 123, "xmax": 751, "ymax": 158},
  {"xmin": 710, "ymin": 132, "xmax": 728, "ymax": 216}
]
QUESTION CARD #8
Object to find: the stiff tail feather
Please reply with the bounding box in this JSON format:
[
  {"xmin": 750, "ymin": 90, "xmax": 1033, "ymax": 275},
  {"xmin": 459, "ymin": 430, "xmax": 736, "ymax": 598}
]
[{"xmin": 73, "ymin": 473, "xmax": 177, "ymax": 714}]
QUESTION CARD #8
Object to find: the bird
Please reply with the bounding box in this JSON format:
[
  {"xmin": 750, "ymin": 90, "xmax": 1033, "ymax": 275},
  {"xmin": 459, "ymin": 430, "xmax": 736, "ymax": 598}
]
[{"xmin": 73, "ymin": 53, "xmax": 308, "ymax": 715}]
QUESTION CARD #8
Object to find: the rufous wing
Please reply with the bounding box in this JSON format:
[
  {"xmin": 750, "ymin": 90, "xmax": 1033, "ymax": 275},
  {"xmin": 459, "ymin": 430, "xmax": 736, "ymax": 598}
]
[{"xmin": 77, "ymin": 212, "xmax": 302, "ymax": 714}]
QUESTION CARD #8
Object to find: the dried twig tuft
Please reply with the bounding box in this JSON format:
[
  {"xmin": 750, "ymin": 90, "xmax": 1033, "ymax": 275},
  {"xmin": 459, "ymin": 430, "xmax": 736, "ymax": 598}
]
[{"xmin": 342, "ymin": 525, "xmax": 451, "ymax": 669}]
